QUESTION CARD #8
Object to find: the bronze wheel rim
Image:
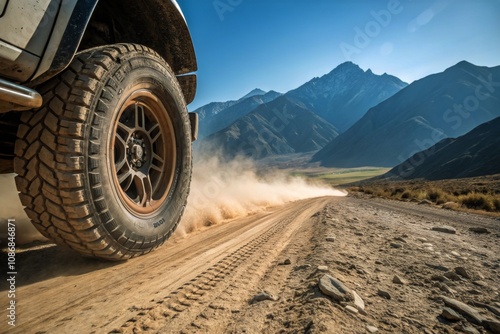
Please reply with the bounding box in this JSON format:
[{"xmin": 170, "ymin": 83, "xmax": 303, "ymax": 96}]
[{"xmin": 111, "ymin": 90, "xmax": 176, "ymax": 216}]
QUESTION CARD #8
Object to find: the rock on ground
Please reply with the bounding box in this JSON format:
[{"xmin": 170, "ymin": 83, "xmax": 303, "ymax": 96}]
[
  {"xmin": 250, "ymin": 292, "xmax": 278, "ymax": 304},
  {"xmin": 441, "ymin": 296, "xmax": 483, "ymax": 325},
  {"xmin": 441, "ymin": 307, "xmax": 462, "ymax": 322},
  {"xmin": 432, "ymin": 226, "xmax": 457, "ymax": 234},
  {"xmin": 318, "ymin": 274, "xmax": 352, "ymax": 302}
]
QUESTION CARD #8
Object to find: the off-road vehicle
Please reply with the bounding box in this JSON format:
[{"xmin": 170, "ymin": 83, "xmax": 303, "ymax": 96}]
[{"xmin": 0, "ymin": 0, "xmax": 198, "ymax": 260}]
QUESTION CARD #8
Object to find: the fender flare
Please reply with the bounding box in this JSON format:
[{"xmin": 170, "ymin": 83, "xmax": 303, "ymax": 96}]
[
  {"xmin": 30, "ymin": 0, "xmax": 98, "ymax": 85},
  {"xmin": 31, "ymin": 0, "xmax": 197, "ymax": 91}
]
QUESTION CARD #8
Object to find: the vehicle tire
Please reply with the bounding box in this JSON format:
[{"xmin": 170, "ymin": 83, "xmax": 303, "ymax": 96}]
[{"xmin": 14, "ymin": 44, "xmax": 192, "ymax": 260}]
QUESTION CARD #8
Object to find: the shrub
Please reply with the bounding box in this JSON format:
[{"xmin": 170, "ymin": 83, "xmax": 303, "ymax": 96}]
[
  {"xmin": 428, "ymin": 188, "xmax": 444, "ymax": 202},
  {"xmin": 460, "ymin": 188, "xmax": 473, "ymax": 196},
  {"xmin": 428, "ymin": 188, "xmax": 454, "ymax": 204},
  {"xmin": 460, "ymin": 193, "xmax": 494, "ymax": 211},
  {"xmin": 363, "ymin": 188, "xmax": 373, "ymax": 195},
  {"xmin": 415, "ymin": 190, "xmax": 428, "ymax": 201},
  {"xmin": 374, "ymin": 188, "xmax": 389, "ymax": 198},
  {"xmin": 494, "ymin": 198, "xmax": 500, "ymax": 212},
  {"xmin": 391, "ymin": 187, "xmax": 405, "ymax": 196}
]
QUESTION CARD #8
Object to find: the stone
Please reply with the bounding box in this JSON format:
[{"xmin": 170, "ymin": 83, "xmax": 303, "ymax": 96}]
[
  {"xmin": 483, "ymin": 320, "xmax": 500, "ymax": 334},
  {"xmin": 326, "ymin": 236, "xmax": 336, "ymax": 242},
  {"xmin": 317, "ymin": 265, "xmax": 329, "ymax": 271},
  {"xmin": 390, "ymin": 242, "xmax": 403, "ymax": 249},
  {"xmin": 431, "ymin": 275, "xmax": 449, "ymax": 282},
  {"xmin": 443, "ymin": 271, "xmax": 461, "ymax": 281},
  {"xmin": 441, "ymin": 307, "xmax": 462, "ymax": 322},
  {"xmin": 319, "ymin": 274, "xmax": 352, "ymax": 302},
  {"xmin": 461, "ymin": 325, "xmax": 481, "ymax": 334},
  {"xmin": 419, "ymin": 199, "xmax": 433, "ymax": 205},
  {"xmin": 439, "ymin": 283, "xmax": 456, "ymax": 295},
  {"xmin": 283, "ymin": 259, "xmax": 292, "ymax": 265},
  {"xmin": 345, "ymin": 305, "xmax": 358, "ymax": 314},
  {"xmin": 432, "ymin": 226, "xmax": 457, "ymax": 234},
  {"xmin": 351, "ymin": 290, "xmax": 365, "ymax": 312},
  {"xmin": 441, "ymin": 296, "xmax": 484, "ymax": 325},
  {"xmin": 426, "ymin": 263, "xmax": 450, "ymax": 272},
  {"xmin": 356, "ymin": 268, "xmax": 367, "ymax": 276},
  {"xmin": 394, "ymin": 237, "xmax": 407, "ymax": 243},
  {"xmin": 250, "ymin": 292, "xmax": 278, "ymax": 304},
  {"xmin": 392, "ymin": 275, "xmax": 406, "ymax": 285},
  {"xmin": 486, "ymin": 305, "xmax": 500, "ymax": 317},
  {"xmin": 416, "ymin": 237, "xmax": 428, "ymax": 242},
  {"xmin": 294, "ymin": 264, "xmax": 311, "ymax": 271},
  {"xmin": 442, "ymin": 202, "xmax": 459, "ymax": 210},
  {"xmin": 469, "ymin": 227, "xmax": 490, "ymax": 234},
  {"xmin": 472, "ymin": 280, "xmax": 488, "ymax": 288},
  {"xmin": 366, "ymin": 325, "xmax": 378, "ymax": 333},
  {"xmin": 455, "ymin": 267, "xmax": 471, "ymax": 279},
  {"xmin": 377, "ymin": 289, "xmax": 391, "ymax": 300},
  {"xmin": 451, "ymin": 251, "xmax": 461, "ymax": 257}
]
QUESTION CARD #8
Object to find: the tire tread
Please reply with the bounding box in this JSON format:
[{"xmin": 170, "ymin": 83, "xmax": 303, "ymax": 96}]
[{"xmin": 15, "ymin": 44, "xmax": 190, "ymax": 260}]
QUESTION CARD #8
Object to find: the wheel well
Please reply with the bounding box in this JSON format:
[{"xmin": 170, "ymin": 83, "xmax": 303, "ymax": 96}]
[
  {"xmin": 79, "ymin": 0, "xmax": 197, "ymax": 76},
  {"xmin": 0, "ymin": 112, "xmax": 20, "ymax": 173}
]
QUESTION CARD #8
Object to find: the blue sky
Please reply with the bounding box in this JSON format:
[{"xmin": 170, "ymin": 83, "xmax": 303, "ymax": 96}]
[{"xmin": 177, "ymin": 0, "xmax": 500, "ymax": 110}]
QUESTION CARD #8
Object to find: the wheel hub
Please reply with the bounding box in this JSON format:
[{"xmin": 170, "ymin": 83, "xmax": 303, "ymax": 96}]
[
  {"xmin": 111, "ymin": 91, "xmax": 177, "ymax": 215},
  {"xmin": 127, "ymin": 133, "xmax": 149, "ymax": 169}
]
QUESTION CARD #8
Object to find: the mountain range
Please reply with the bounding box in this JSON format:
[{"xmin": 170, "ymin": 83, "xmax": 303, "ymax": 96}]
[
  {"xmin": 286, "ymin": 62, "xmax": 407, "ymax": 132},
  {"xmin": 380, "ymin": 116, "xmax": 500, "ymax": 180},
  {"xmin": 313, "ymin": 61, "xmax": 500, "ymax": 167},
  {"xmin": 194, "ymin": 60, "xmax": 500, "ymax": 178},
  {"xmin": 197, "ymin": 90, "xmax": 282, "ymax": 139},
  {"xmin": 196, "ymin": 62, "xmax": 408, "ymax": 158},
  {"xmin": 199, "ymin": 96, "xmax": 339, "ymax": 159}
]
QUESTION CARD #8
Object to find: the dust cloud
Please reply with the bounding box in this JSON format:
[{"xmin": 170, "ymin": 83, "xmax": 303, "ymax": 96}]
[
  {"xmin": 177, "ymin": 156, "xmax": 346, "ymax": 235},
  {"xmin": 0, "ymin": 174, "xmax": 47, "ymax": 245},
  {"xmin": 0, "ymin": 157, "xmax": 346, "ymax": 245}
]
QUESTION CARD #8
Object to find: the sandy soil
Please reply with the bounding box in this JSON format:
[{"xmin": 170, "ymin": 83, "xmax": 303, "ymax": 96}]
[{"xmin": 1, "ymin": 196, "xmax": 499, "ymax": 334}]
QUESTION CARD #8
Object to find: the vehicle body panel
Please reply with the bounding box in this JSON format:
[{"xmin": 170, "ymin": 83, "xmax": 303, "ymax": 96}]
[{"xmin": 0, "ymin": 0, "xmax": 197, "ymax": 111}]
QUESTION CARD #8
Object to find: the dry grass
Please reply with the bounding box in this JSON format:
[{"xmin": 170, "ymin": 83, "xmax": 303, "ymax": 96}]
[{"xmin": 348, "ymin": 174, "xmax": 500, "ymax": 216}]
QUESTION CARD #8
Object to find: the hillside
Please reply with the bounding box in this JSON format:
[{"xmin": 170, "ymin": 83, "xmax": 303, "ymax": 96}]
[
  {"xmin": 381, "ymin": 116, "xmax": 500, "ymax": 180},
  {"xmin": 314, "ymin": 61, "xmax": 500, "ymax": 167},
  {"xmin": 198, "ymin": 90, "xmax": 282, "ymax": 139},
  {"xmin": 194, "ymin": 62, "xmax": 407, "ymax": 140},
  {"xmin": 286, "ymin": 61, "xmax": 407, "ymax": 132},
  {"xmin": 199, "ymin": 96, "xmax": 339, "ymax": 159}
]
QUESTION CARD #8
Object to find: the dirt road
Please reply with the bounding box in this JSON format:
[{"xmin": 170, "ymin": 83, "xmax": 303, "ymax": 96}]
[{"xmin": 1, "ymin": 196, "xmax": 499, "ymax": 333}]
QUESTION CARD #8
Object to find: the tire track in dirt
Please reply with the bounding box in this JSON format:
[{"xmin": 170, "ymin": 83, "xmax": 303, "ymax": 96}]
[
  {"xmin": 5, "ymin": 196, "xmax": 497, "ymax": 333},
  {"xmin": 224, "ymin": 207, "xmax": 325, "ymax": 334},
  {"xmin": 2, "ymin": 197, "xmax": 331, "ymax": 334},
  {"xmin": 111, "ymin": 198, "xmax": 330, "ymax": 334}
]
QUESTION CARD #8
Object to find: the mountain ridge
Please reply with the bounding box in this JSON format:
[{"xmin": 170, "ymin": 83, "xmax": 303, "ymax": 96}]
[
  {"xmin": 199, "ymin": 95, "xmax": 339, "ymax": 159},
  {"xmin": 380, "ymin": 116, "xmax": 500, "ymax": 180},
  {"xmin": 197, "ymin": 90, "xmax": 283, "ymax": 139},
  {"xmin": 313, "ymin": 61, "xmax": 500, "ymax": 167},
  {"xmin": 286, "ymin": 61, "xmax": 408, "ymax": 132},
  {"xmin": 195, "ymin": 61, "xmax": 408, "ymax": 140}
]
